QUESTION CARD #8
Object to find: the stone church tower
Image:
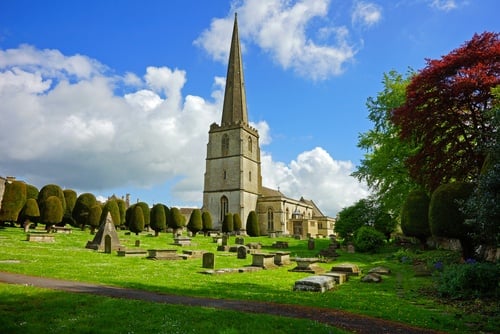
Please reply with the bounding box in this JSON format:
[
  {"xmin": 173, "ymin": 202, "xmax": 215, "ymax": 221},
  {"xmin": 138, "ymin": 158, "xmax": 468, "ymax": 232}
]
[{"xmin": 202, "ymin": 14, "xmax": 262, "ymax": 227}]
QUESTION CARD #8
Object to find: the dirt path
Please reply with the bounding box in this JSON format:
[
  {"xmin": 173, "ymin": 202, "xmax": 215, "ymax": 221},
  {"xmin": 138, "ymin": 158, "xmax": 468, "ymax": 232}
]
[{"xmin": 0, "ymin": 271, "xmax": 445, "ymax": 334}]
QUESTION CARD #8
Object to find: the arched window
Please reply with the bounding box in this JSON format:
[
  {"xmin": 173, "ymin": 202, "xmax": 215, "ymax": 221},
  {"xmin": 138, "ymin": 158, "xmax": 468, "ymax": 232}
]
[
  {"xmin": 222, "ymin": 134, "xmax": 229, "ymax": 156},
  {"xmin": 267, "ymin": 208, "xmax": 274, "ymax": 232},
  {"xmin": 248, "ymin": 136, "xmax": 252, "ymax": 152},
  {"xmin": 220, "ymin": 196, "xmax": 228, "ymax": 222}
]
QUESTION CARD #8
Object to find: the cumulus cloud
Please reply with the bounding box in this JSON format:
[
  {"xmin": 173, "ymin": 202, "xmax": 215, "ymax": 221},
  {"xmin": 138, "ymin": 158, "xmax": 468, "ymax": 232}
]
[
  {"xmin": 0, "ymin": 44, "xmax": 368, "ymax": 215},
  {"xmin": 194, "ymin": 0, "xmax": 357, "ymax": 80},
  {"xmin": 351, "ymin": 1, "xmax": 382, "ymax": 27},
  {"xmin": 429, "ymin": 0, "xmax": 458, "ymax": 11}
]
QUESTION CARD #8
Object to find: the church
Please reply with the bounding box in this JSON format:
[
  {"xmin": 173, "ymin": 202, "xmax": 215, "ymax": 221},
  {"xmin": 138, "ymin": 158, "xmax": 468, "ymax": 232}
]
[{"xmin": 202, "ymin": 14, "xmax": 335, "ymax": 238}]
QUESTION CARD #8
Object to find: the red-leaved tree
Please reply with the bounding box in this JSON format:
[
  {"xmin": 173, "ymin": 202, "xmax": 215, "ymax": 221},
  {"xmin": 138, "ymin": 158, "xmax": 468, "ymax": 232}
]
[{"xmin": 392, "ymin": 32, "xmax": 500, "ymax": 191}]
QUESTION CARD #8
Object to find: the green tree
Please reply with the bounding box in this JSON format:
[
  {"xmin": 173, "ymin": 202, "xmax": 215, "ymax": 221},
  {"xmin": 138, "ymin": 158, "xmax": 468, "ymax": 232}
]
[
  {"xmin": 88, "ymin": 204, "xmax": 102, "ymax": 234},
  {"xmin": 400, "ymin": 189, "xmax": 431, "ymax": 246},
  {"xmin": 187, "ymin": 209, "xmax": 202, "ymax": 236},
  {"xmin": 18, "ymin": 198, "xmax": 40, "ymax": 232},
  {"xmin": 222, "ymin": 213, "xmax": 234, "ymax": 234},
  {"xmin": 72, "ymin": 193, "xmax": 97, "ymax": 230},
  {"xmin": 233, "ymin": 213, "xmax": 242, "ymax": 232},
  {"xmin": 334, "ymin": 199, "xmax": 370, "ymax": 240},
  {"xmin": 38, "ymin": 184, "xmax": 66, "ymax": 218},
  {"xmin": 26, "ymin": 184, "xmax": 39, "ymax": 200},
  {"xmin": 62, "ymin": 189, "xmax": 77, "ymax": 226},
  {"xmin": 136, "ymin": 202, "xmax": 150, "ymax": 229},
  {"xmin": 169, "ymin": 207, "xmax": 184, "ymax": 235},
  {"xmin": 353, "ymin": 70, "xmax": 419, "ymax": 215},
  {"xmin": 429, "ymin": 182, "xmax": 474, "ymax": 259},
  {"xmin": 0, "ymin": 180, "xmax": 27, "ymax": 224},
  {"xmin": 40, "ymin": 196, "xmax": 63, "ymax": 229},
  {"xmin": 150, "ymin": 204, "xmax": 166, "ymax": 236},
  {"xmin": 100, "ymin": 199, "xmax": 120, "ymax": 227},
  {"xmin": 129, "ymin": 205, "xmax": 144, "ymax": 235},
  {"xmin": 116, "ymin": 198, "xmax": 127, "ymax": 227},
  {"xmin": 201, "ymin": 211, "xmax": 213, "ymax": 235},
  {"xmin": 354, "ymin": 226, "xmax": 386, "ymax": 253},
  {"xmin": 246, "ymin": 211, "xmax": 259, "ymax": 237}
]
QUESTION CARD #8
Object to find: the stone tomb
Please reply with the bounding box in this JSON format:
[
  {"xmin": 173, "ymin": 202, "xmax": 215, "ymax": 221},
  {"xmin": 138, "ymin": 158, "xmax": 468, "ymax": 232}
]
[
  {"xmin": 147, "ymin": 249, "xmax": 180, "ymax": 260},
  {"xmin": 26, "ymin": 233, "xmax": 55, "ymax": 242},
  {"xmin": 321, "ymin": 272, "xmax": 347, "ymax": 284},
  {"xmin": 289, "ymin": 257, "xmax": 325, "ymax": 274},
  {"xmin": 173, "ymin": 236, "xmax": 192, "ymax": 246},
  {"xmin": 274, "ymin": 251, "xmax": 291, "ymax": 266},
  {"xmin": 330, "ymin": 263, "xmax": 361, "ymax": 276},
  {"xmin": 117, "ymin": 249, "xmax": 148, "ymax": 257},
  {"xmin": 251, "ymin": 253, "xmax": 277, "ymax": 269},
  {"xmin": 294, "ymin": 275, "xmax": 335, "ymax": 292}
]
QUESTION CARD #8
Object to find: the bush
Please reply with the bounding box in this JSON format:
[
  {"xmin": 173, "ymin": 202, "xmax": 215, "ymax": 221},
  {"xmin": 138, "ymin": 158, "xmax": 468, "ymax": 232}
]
[
  {"xmin": 169, "ymin": 207, "xmax": 184, "ymax": 234},
  {"xmin": 201, "ymin": 211, "xmax": 213, "ymax": 234},
  {"xmin": 88, "ymin": 204, "xmax": 102, "ymax": 233},
  {"xmin": 72, "ymin": 193, "xmax": 97, "ymax": 229},
  {"xmin": 233, "ymin": 213, "xmax": 242, "ymax": 231},
  {"xmin": 62, "ymin": 189, "xmax": 77, "ymax": 226},
  {"xmin": 135, "ymin": 202, "xmax": 150, "ymax": 227},
  {"xmin": 150, "ymin": 204, "xmax": 167, "ymax": 236},
  {"xmin": 0, "ymin": 180, "xmax": 27, "ymax": 223},
  {"xmin": 435, "ymin": 262, "xmax": 500, "ymax": 299},
  {"xmin": 246, "ymin": 211, "xmax": 260, "ymax": 237},
  {"xmin": 401, "ymin": 189, "xmax": 431, "ymax": 245},
  {"xmin": 187, "ymin": 209, "xmax": 202, "ymax": 235},
  {"xmin": 129, "ymin": 205, "xmax": 145, "ymax": 235},
  {"xmin": 40, "ymin": 196, "xmax": 64, "ymax": 227},
  {"xmin": 38, "ymin": 184, "xmax": 66, "ymax": 215},
  {"xmin": 222, "ymin": 213, "xmax": 234, "ymax": 233},
  {"xmin": 100, "ymin": 199, "xmax": 120, "ymax": 227},
  {"xmin": 353, "ymin": 226, "xmax": 385, "ymax": 253}
]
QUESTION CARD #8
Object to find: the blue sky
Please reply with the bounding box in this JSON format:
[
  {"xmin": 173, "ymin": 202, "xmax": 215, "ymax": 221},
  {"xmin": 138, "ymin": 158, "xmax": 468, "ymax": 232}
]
[{"xmin": 0, "ymin": 0, "xmax": 498, "ymax": 217}]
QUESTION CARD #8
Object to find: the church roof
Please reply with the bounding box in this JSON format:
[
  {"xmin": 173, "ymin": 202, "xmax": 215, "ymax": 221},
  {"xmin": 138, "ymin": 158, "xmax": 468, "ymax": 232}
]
[{"xmin": 221, "ymin": 13, "xmax": 248, "ymax": 126}]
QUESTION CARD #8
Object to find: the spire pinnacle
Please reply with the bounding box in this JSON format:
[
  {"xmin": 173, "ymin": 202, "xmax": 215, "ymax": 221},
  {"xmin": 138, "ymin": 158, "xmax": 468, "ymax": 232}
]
[{"xmin": 221, "ymin": 13, "xmax": 248, "ymax": 126}]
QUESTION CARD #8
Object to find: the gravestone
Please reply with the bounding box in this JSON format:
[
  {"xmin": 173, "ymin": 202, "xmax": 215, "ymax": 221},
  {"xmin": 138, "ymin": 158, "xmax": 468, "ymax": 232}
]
[
  {"xmin": 222, "ymin": 235, "xmax": 229, "ymax": 246},
  {"xmin": 235, "ymin": 236, "xmax": 244, "ymax": 245},
  {"xmin": 85, "ymin": 213, "xmax": 121, "ymax": 252},
  {"xmin": 237, "ymin": 245, "xmax": 248, "ymax": 259},
  {"xmin": 294, "ymin": 275, "xmax": 335, "ymax": 292},
  {"xmin": 202, "ymin": 252, "xmax": 215, "ymax": 269},
  {"xmin": 308, "ymin": 238, "xmax": 315, "ymax": 250},
  {"xmin": 135, "ymin": 240, "xmax": 141, "ymax": 247},
  {"xmin": 347, "ymin": 244, "xmax": 355, "ymax": 253}
]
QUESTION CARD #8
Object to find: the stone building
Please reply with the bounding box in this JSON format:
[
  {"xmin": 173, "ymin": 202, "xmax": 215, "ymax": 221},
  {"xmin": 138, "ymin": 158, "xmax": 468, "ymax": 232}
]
[{"xmin": 202, "ymin": 14, "xmax": 335, "ymax": 237}]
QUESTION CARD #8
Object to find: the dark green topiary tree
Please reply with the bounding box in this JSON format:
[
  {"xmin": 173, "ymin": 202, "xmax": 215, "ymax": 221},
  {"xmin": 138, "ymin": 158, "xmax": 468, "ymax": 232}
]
[
  {"xmin": 353, "ymin": 226, "xmax": 386, "ymax": 253},
  {"xmin": 136, "ymin": 202, "xmax": 150, "ymax": 229},
  {"xmin": 169, "ymin": 207, "xmax": 184, "ymax": 235},
  {"xmin": 62, "ymin": 189, "xmax": 77, "ymax": 226},
  {"xmin": 150, "ymin": 204, "xmax": 166, "ymax": 236},
  {"xmin": 0, "ymin": 180, "xmax": 27, "ymax": 224},
  {"xmin": 129, "ymin": 205, "xmax": 145, "ymax": 235},
  {"xmin": 233, "ymin": 213, "xmax": 242, "ymax": 232},
  {"xmin": 19, "ymin": 198, "xmax": 40, "ymax": 232},
  {"xmin": 38, "ymin": 184, "xmax": 66, "ymax": 218},
  {"xmin": 88, "ymin": 204, "xmax": 102, "ymax": 234},
  {"xmin": 116, "ymin": 198, "xmax": 127, "ymax": 227},
  {"xmin": 401, "ymin": 189, "xmax": 431, "ymax": 246},
  {"xmin": 429, "ymin": 182, "xmax": 474, "ymax": 259},
  {"xmin": 100, "ymin": 199, "xmax": 120, "ymax": 227},
  {"xmin": 246, "ymin": 211, "xmax": 260, "ymax": 237},
  {"xmin": 187, "ymin": 209, "xmax": 202, "ymax": 236},
  {"xmin": 40, "ymin": 196, "xmax": 64, "ymax": 230},
  {"xmin": 201, "ymin": 211, "xmax": 213, "ymax": 235},
  {"xmin": 222, "ymin": 213, "xmax": 234, "ymax": 234},
  {"xmin": 26, "ymin": 184, "xmax": 39, "ymax": 200},
  {"xmin": 72, "ymin": 193, "xmax": 97, "ymax": 230}
]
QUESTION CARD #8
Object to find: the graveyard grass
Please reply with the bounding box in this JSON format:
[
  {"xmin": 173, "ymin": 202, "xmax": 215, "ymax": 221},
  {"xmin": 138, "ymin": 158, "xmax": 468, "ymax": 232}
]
[{"xmin": 0, "ymin": 227, "xmax": 498, "ymax": 334}]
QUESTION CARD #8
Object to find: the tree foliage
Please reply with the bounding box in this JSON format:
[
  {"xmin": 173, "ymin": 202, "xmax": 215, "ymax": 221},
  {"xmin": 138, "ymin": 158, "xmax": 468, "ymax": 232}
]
[
  {"xmin": 18, "ymin": 198, "xmax": 40, "ymax": 231},
  {"xmin": 26, "ymin": 184, "xmax": 39, "ymax": 200},
  {"xmin": 354, "ymin": 226, "xmax": 386, "ymax": 253},
  {"xmin": 0, "ymin": 180, "xmax": 27, "ymax": 223},
  {"xmin": 201, "ymin": 211, "xmax": 213, "ymax": 234},
  {"xmin": 169, "ymin": 207, "xmax": 184, "ymax": 234},
  {"xmin": 101, "ymin": 199, "xmax": 120, "ymax": 227},
  {"xmin": 116, "ymin": 198, "xmax": 127, "ymax": 227},
  {"xmin": 187, "ymin": 209, "xmax": 202, "ymax": 235},
  {"xmin": 233, "ymin": 213, "xmax": 242, "ymax": 231},
  {"xmin": 400, "ymin": 189, "xmax": 431, "ymax": 245},
  {"xmin": 222, "ymin": 213, "xmax": 234, "ymax": 233},
  {"xmin": 246, "ymin": 211, "xmax": 259, "ymax": 237},
  {"xmin": 40, "ymin": 196, "xmax": 63, "ymax": 227},
  {"xmin": 135, "ymin": 202, "xmax": 150, "ymax": 227},
  {"xmin": 129, "ymin": 205, "xmax": 144, "ymax": 235},
  {"xmin": 392, "ymin": 32, "xmax": 500, "ymax": 191},
  {"xmin": 62, "ymin": 189, "xmax": 77, "ymax": 226},
  {"xmin": 72, "ymin": 193, "xmax": 97, "ymax": 229},
  {"xmin": 38, "ymin": 184, "xmax": 66, "ymax": 215},
  {"xmin": 88, "ymin": 204, "xmax": 102, "ymax": 233},
  {"xmin": 353, "ymin": 70, "xmax": 419, "ymax": 214},
  {"xmin": 150, "ymin": 204, "xmax": 166, "ymax": 236}
]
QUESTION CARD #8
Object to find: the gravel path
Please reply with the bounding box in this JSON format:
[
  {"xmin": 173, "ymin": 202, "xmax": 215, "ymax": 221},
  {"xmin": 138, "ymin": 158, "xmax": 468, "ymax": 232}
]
[{"xmin": 0, "ymin": 271, "xmax": 445, "ymax": 334}]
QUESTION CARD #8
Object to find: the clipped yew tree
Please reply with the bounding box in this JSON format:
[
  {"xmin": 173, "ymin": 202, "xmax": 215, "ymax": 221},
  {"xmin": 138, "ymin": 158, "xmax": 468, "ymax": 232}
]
[
  {"xmin": 26, "ymin": 184, "xmax": 39, "ymax": 200},
  {"xmin": 169, "ymin": 207, "xmax": 184, "ymax": 235},
  {"xmin": 150, "ymin": 203, "xmax": 166, "ymax": 236},
  {"xmin": 429, "ymin": 182, "xmax": 474, "ymax": 259},
  {"xmin": 136, "ymin": 202, "xmax": 151, "ymax": 229},
  {"xmin": 401, "ymin": 189, "xmax": 431, "ymax": 246},
  {"xmin": 222, "ymin": 213, "xmax": 234, "ymax": 234},
  {"xmin": 246, "ymin": 210, "xmax": 260, "ymax": 237},
  {"xmin": 38, "ymin": 184, "xmax": 66, "ymax": 217},
  {"xmin": 100, "ymin": 199, "xmax": 120, "ymax": 227},
  {"xmin": 129, "ymin": 205, "xmax": 145, "ymax": 235},
  {"xmin": 40, "ymin": 196, "xmax": 63, "ymax": 230},
  {"xmin": 187, "ymin": 208, "xmax": 202, "ymax": 236},
  {"xmin": 18, "ymin": 198, "xmax": 40, "ymax": 232},
  {"xmin": 233, "ymin": 213, "xmax": 242, "ymax": 232},
  {"xmin": 201, "ymin": 211, "xmax": 213, "ymax": 235},
  {"xmin": 62, "ymin": 189, "xmax": 77, "ymax": 226},
  {"xmin": 0, "ymin": 180, "xmax": 27, "ymax": 224},
  {"xmin": 88, "ymin": 204, "xmax": 102, "ymax": 234},
  {"xmin": 72, "ymin": 193, "xmax": 97, "ymax": 230},
  {"xmin": 116, "ymin": 198, "xmax": 127, "ymax": 227}
]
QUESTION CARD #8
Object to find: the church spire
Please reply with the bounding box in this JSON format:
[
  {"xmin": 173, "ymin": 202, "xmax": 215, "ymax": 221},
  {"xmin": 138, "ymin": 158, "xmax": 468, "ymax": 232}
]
[{"xmin": 221, "ymin": 13, "xmax": 248, "ymax": 126}]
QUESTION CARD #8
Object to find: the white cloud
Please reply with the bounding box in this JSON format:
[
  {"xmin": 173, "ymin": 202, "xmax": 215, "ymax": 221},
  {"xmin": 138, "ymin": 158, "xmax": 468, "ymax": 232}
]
[
  {"xmin": 429, "ymin": 0, "xmax": 458, "ymax": 11},
  {"xmin": 351, "ymin": 2, "xmax": 382, "ymax": 27},
  {"xmin": 194, "ymin": 0, "xmax": 357, "ymax": 80},
  {"xmin": 261, "ymin": 147, "xmax": 370, "ymax": 216}
]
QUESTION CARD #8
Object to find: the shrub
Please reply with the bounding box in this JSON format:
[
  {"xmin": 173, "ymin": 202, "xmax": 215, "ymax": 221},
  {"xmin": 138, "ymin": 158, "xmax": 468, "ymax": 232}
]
[
  {"xmin": 38, "ymin": 184, "xmax": 66, "ymax": 215},
  {"xmin": 435, "ymin": 262, "xmax": 500, "ymax": 299},
  {"xmin": 401, "ymin": 189, "xmax": 431, "ymax": 245},
  {"xmin": 62, "ymin": 189, "xmax": 77, "ymax": 226},
  {"xmin": 135, "ymin": 202, "xmax": 150, "ymax": 227},
  {"xmin": 72, "ymin": 193, "xmax": 97, "ymax": 229},
  {"xmin": 233, "ymin": 213, "xmax": 242, "ymax": 231},
  {"xmin": 40, "ymin": 196, "xmax": 64, "ymax": 228},
  {"xmin": 201, "ymin": 211, "xmax": 213, "ymax": 234},
  {"xmin": 169, "ymin": 207, "xmax": 184, "ymax": 234},
  {"xmin": 18, "ymin": 198, "xmax": 40, "ymax": 231},
  {"xmin": 353, "ymin": 226, "xmax": 385, "ymax": 253},
  {"xmin": 26, "ymin": 184, "xmax": 39, "ymax": 200},
  {"xmin": 187, "ymin": 209, "xmax": 202, "ymax": 235},
  {"xmin": 116, "ymin": 199, "xmax": 127, "ymax": 227},
  {"xmin": 88, "ymin": 204, "xmax": 102, "ymax": 233},
  {"xmin": 429, "ymin": 182, "xmax": 474, "ymax": 258},
  {"xmin": 150, "ymin": 204, "xmax": 167, "ymax": 236},
  {"xmin": 246, "ymin": 211, "xmax": 260, "ymax": 237},
  {"xmin": 100, "ymin": 199, "xmax": 120, "ymax": 227},
  {"xmin": 222, "ymin": 213, "xmax": 234, "ymax": 233},
  {"xmin": 0, "ymin": 180, "xmax": 27, "ymax": 223},
  {"xmin": 129, "ymin": 205, "xmax": 144, "ymax": 235}
]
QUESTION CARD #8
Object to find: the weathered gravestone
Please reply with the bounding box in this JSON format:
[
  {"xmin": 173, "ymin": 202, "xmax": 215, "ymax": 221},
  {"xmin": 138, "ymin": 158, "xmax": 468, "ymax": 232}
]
[
  {"xmin": 294, "ymin": 275, "xmax": 335, "ymax": 292},
  {"xmin": 308, "ymin": 238, "xmax": 315, "ymax": 250},
  {"xmin": 237, "ymin": 245, "xmax": 248, "ymax": 259},
  {"xmin": 235, "ymin": 236, "xmax": 245, "ymax": 245},
  {"xmin": 202, "ymin": 252, "xmax": 215, "ymax": 269}
]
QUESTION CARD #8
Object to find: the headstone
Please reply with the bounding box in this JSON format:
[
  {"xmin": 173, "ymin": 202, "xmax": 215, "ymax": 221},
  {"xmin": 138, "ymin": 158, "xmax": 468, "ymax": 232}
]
[
  {"xmin": 361, "ymin": 273, "xmax": 382, "ymax": 283},
  {"xmin": 222, "ymin": 235, "xmax": 229, "ymax": 246},
  {"xmin": 308, "ymin": 238, "xmax": 315, "ymax": 250},
  {"xmin": 202, "ymin": 252, "xmax": 215, "ymax": 269},
  {"xmin": 235, "ymin": 236, "xmax": 244, "ymax": 245},
  {"xmin": 330, "ymin": 263, "xmax": 361, "ymax": 276},
  {"xmin": 347, "ymin": 244, "xmax": 355, "ymax": 253},
  {"xmin": 237, "ymin": 245, "xmax": 248, "ymax": 259},
  {"xmin": 135, "ymin": 240, "xmax": 141, "ymax": 247}
]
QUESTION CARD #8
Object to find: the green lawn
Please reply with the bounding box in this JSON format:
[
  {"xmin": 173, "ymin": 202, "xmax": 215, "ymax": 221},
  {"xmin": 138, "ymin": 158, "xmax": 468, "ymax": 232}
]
[{"xmin": 0, "ymin": 226, "xmax": 498, "ymax": 333}]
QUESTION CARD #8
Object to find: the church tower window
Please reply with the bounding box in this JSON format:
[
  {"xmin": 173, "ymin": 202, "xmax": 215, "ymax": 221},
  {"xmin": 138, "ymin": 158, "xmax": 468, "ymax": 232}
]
[
  {"xmin": 220, "ymin": 196, "xmax": 228, "ymax": 222},
  {"xmin": 248, "ymin": 136, "xmax": 252, "ymax": 152},
  {"xmin": 222, "ymin": 134, "xmax": 229, "ymax": 156}
]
